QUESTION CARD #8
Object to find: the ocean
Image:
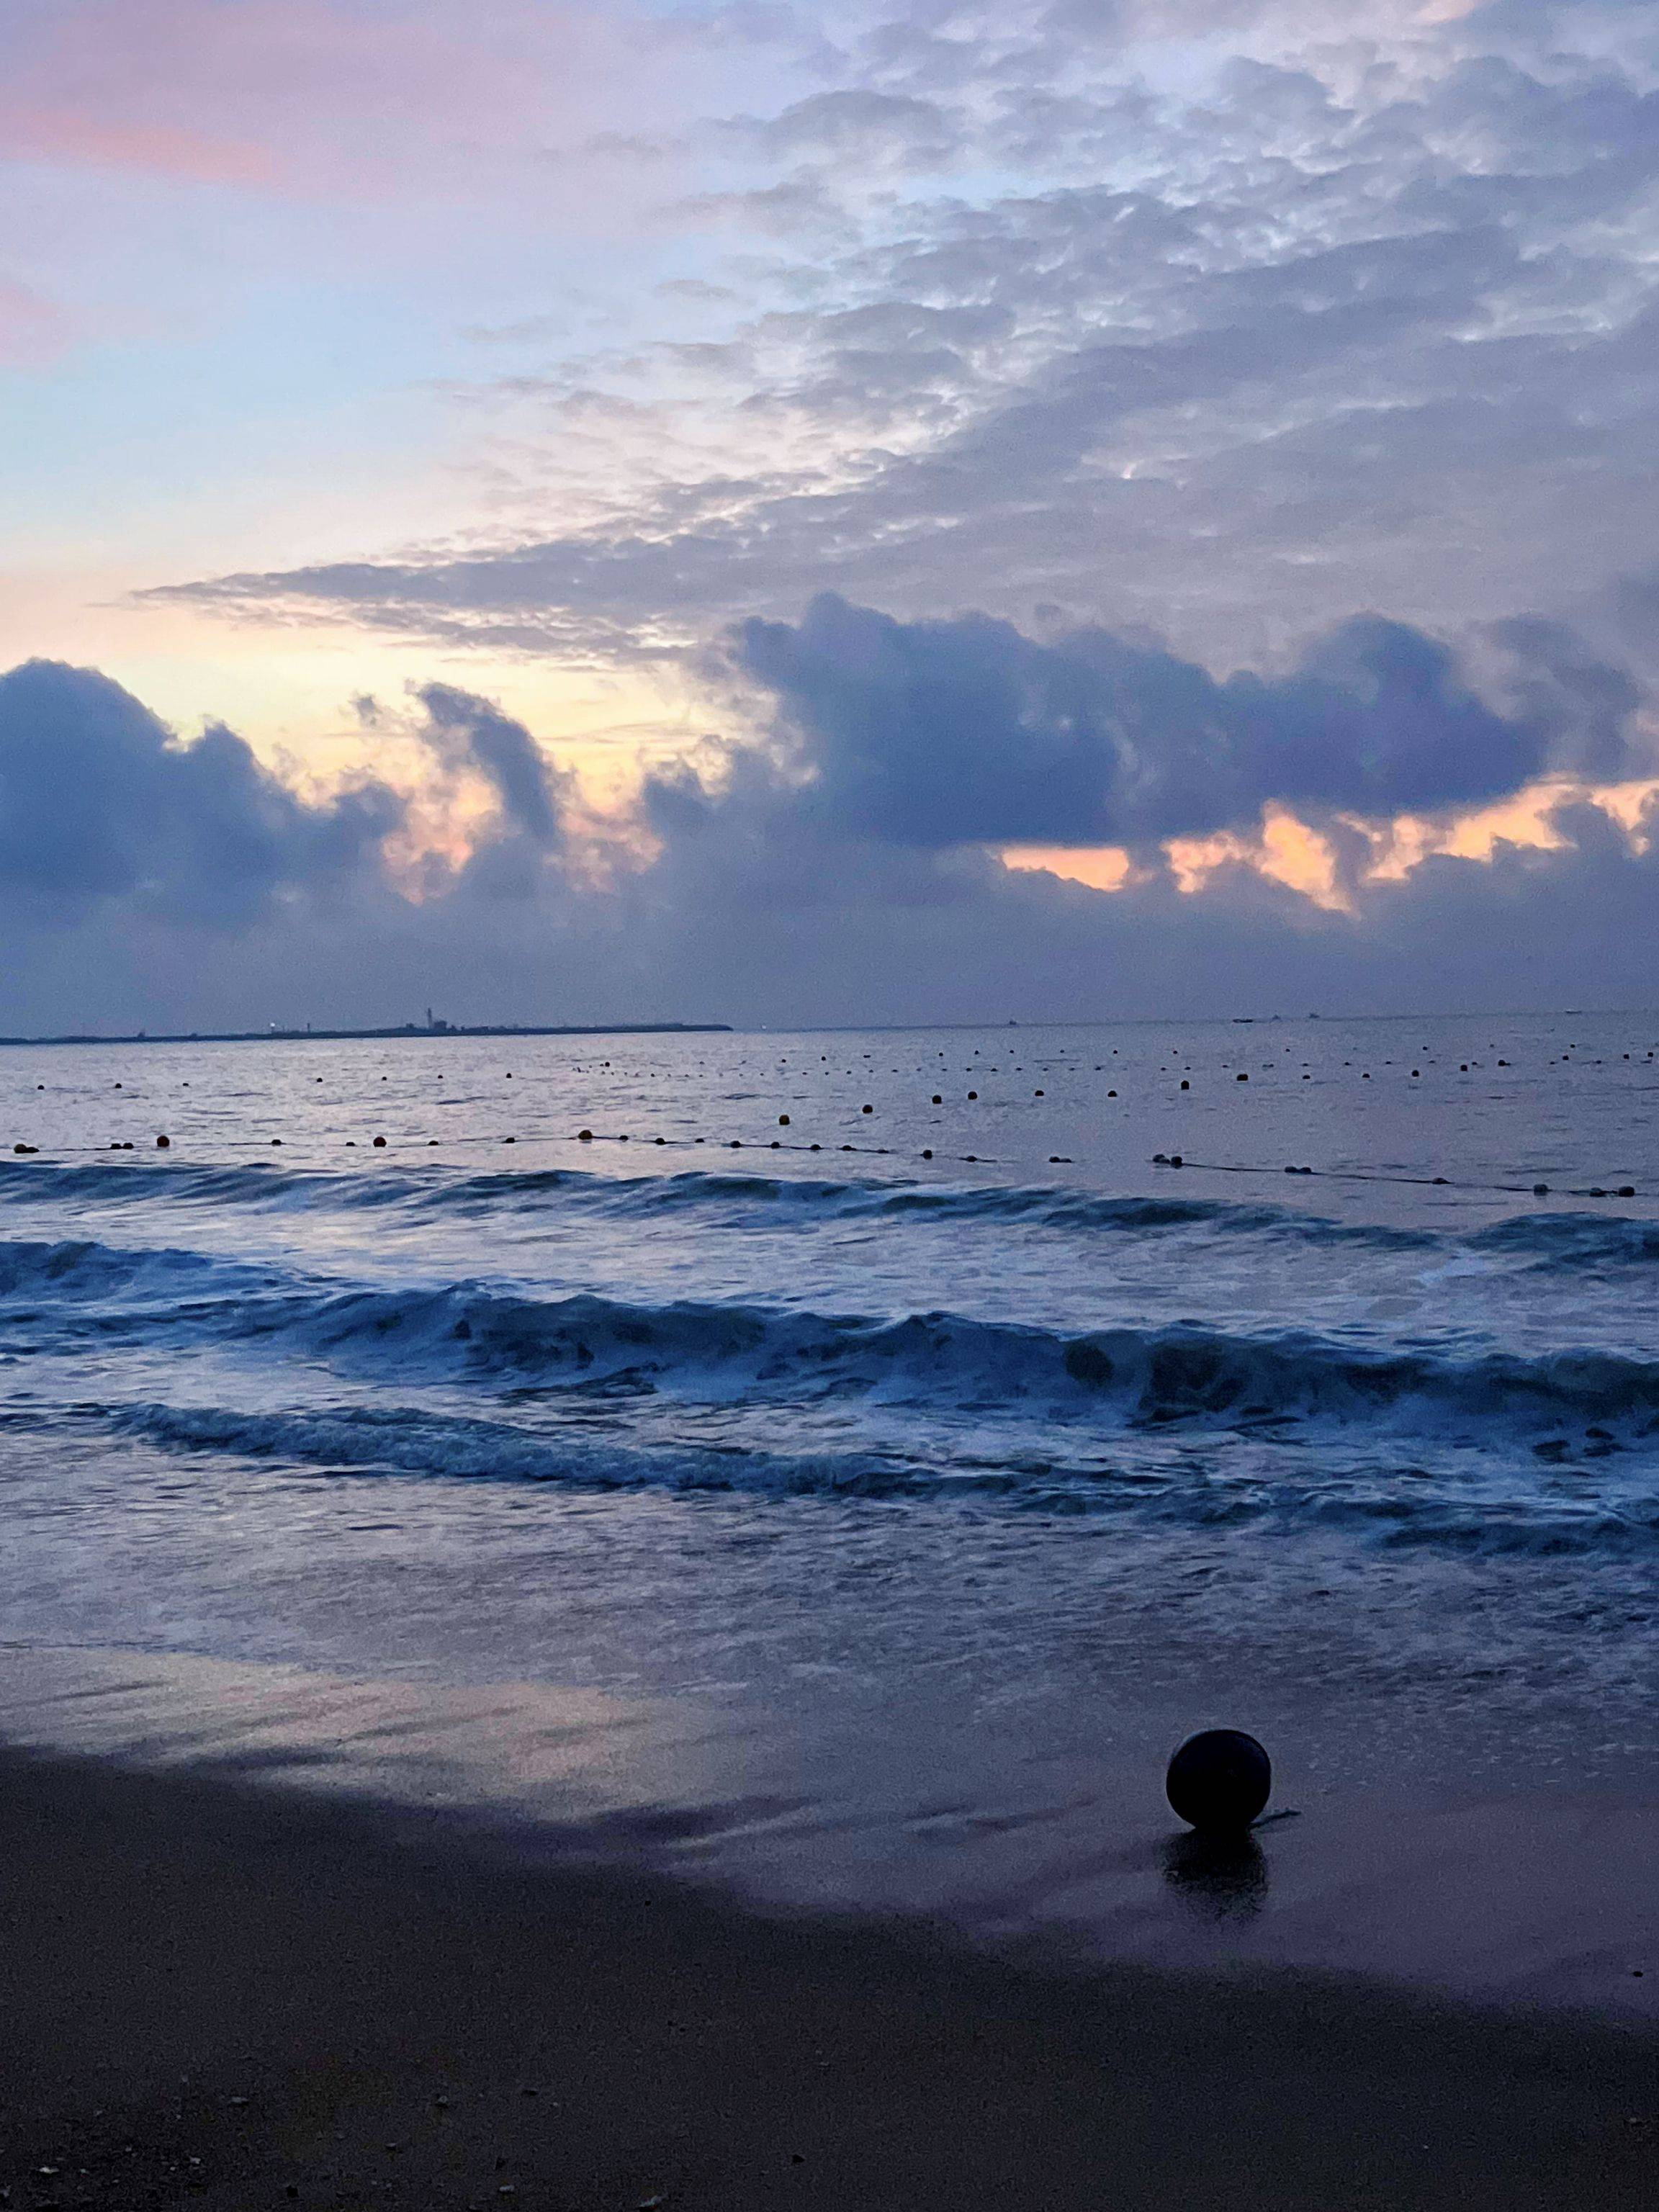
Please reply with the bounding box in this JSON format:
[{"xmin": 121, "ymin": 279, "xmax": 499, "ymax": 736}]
[{"xmin": 4, "ymin": 1013, "xmax": 1659, "ymax": 1995}]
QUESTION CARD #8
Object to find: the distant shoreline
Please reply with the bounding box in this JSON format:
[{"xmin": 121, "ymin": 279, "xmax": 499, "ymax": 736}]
[{"xmin": 0, "ymin": 1022, "xmax": 731, "ymax": 1047}]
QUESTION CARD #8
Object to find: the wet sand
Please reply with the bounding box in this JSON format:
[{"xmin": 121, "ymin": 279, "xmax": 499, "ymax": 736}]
[
  {"xmin": 4, "ymin": 1745, "xmax": 1659, "ymax": 2212},
  {"xmin": 4, "ymin": 1646, "xmax": 1659, "ymax": 2023}
]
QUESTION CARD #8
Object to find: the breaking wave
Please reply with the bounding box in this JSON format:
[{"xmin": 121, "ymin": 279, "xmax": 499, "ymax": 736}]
[{"xmin": 5, "ymin": 1231, "xmax": 1659, "ymax": 1443}]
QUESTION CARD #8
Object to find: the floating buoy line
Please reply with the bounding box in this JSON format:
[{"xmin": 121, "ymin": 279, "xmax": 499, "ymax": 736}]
[
  {"xmin": 0, "ymin": 1123, "xmax": 1641, "ymax": 1197},
  {"xmin": 4, "ymin": 1130, "xmax": 1008, "ymax": 1167},
  {"xmin": 1149, "ymin": 1154, "xmax": 1638, "ymax": 1200}
]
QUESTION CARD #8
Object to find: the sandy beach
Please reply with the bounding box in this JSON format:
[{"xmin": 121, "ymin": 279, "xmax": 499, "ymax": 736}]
[{"xmin": 3, "ymin": 1740, "xmax": 1659, "ymax": 2212}]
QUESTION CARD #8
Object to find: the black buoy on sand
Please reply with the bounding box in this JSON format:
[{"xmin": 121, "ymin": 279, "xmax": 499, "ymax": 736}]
[{"xmin": 1166, "ymin": 1728, "xmax": 1272, "ymax": 1834}]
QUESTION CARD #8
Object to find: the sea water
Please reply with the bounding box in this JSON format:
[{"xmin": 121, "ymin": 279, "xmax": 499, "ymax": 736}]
[{"xmin": 3, "ymin": 1014, "xmax": 1659, "ymax": 1977}]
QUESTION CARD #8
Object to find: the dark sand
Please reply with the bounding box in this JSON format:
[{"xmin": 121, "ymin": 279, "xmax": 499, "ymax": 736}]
[{"xmin": 3, "ymin": 1750, "xmax": 1659, "ymax": 2211}]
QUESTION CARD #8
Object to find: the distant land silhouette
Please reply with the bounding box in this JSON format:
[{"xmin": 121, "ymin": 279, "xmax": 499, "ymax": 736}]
[{"xmin": 0, "ymin": 1020, "xmax": 731, "ymax": 1047}]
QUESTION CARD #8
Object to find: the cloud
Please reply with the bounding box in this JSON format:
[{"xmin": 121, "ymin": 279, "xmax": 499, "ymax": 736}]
[
  {"xmin": 0, "ymin": 107, "xmax": 278, "ymax": 186},
  {"xmin": 0, "ymin": 278, "xmax": 76, "ymax": 368},
  {"xmin": 0, "ymin": 0, "xmax": 742, "ymax": 203},
  {"xmin": 722, "ymin": 88, "xmax": 955, "ymax": 166},
  {"xmin": 0, "ymin": 660, "xmax": 401, "ymax": 929},
  {"xmin": 0, "ymin": 647, "xmax": 1656, "ymax": 1033},
  {"xmin": 138, "ymin": 1, "xmax": 1659, "ymax": 673},
  {"xmin": 723, "ymin": 594, "xmax": 1650, "ymax": 845},
  {"xmin": 415, "ymin": 682, "xmax": 567, "ymax": 850}
]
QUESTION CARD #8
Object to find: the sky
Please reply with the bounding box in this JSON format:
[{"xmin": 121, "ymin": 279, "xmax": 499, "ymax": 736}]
[{"xmin": 3, "ymin": 0, "xmax": 1658, "ymax": 1028}]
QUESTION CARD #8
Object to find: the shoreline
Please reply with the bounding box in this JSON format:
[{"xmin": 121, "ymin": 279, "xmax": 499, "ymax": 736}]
[
  {"xmin": 4, "ymin": 1743, "xmax": 1659, "ymax": 2211},
  {"xmin": 4, "ymin": 1644, "xmax": 1659, "ymax": 2026}
]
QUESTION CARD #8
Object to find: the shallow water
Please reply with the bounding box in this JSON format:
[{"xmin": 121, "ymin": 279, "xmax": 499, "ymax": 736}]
[{"xmin": 3, "ymin": 1014, "xmax": 1659, "ymax": 1948}]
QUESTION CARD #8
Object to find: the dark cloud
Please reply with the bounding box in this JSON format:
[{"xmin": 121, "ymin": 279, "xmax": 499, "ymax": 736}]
[
  {"xmin": 415, "ymin": 681, "xmax": 566, "ymax": 849},
  {"xmin": 0, "ymin": 660, "xmax": 400, "ymax": 930},
  {"xmin": 0, "ymin": 652, "xmax": 1655, "ymax": 1034},
  {"xmin": 724, "ymin": 594, "xmax": 1648, "ymax": 846}
]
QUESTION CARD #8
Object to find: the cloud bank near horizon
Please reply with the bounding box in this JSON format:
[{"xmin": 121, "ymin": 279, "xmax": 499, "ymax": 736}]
[{"xmin": 3, "ymin": 607, "xmax": 1657, "ymax": 1033}]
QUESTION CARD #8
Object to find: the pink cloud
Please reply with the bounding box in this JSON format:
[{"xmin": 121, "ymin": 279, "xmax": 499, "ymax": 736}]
[
  {"xmin": 2, "ymin": 107, "xmax": 276, "ymax": 186},
  {"xmin": 0, "ymin": 0, "xmax": 648, "ymax": 197},
  {"xmin": 0, "ymin": 278, "xmax": 77, "ymax": 367}
]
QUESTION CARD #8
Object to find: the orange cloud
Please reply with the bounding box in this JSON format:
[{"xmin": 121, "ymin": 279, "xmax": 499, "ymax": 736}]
[
  {"xmin": 1002, "ymin": 843, "xmax": 1135, "ymax": 894},
  {"xmin": 1005, "ymin": 781, "xmax": 1659, "ymax": 912}
]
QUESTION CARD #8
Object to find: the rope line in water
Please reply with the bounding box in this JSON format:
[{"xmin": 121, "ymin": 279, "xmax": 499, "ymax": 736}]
[
  {"xmin": 1148, "ymin": 1154, "xmax": 1638, "ymax": 1200},
  {"xmin": 4, "ymin": 1131, "xmax": 1007, "ymax": 1166},
  {"xmin": 0, "ymin": 1130, "xmax": 1640, "ymax": 1197}
]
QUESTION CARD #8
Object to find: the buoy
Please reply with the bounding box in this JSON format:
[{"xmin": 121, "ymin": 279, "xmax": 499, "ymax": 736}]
[
  {"xmin": 373, "ymin": 1136, "xmax": 387, "ymax": 1148},
  {"xmin": 271, "ymin": 1138, "xmax": 282, "ymax": 1146},
  {"xmin": 503, "ymin": 1136, "xmax": 516, "ymax": 1144},
  {"xmin": 778, "ymin": 1114, "xmax": 791, "ymax": 1125},
  {"xmin": 13, "ymin": 1143, "xmax": 36, "ymax": 1155},
  {"xmin": 1620, "ymin": 1185, "xmax": 1637, "ymax": 1197},
  {"xmin": 1180, "ymin": 1079, "xmax": 1189, "ymax": 1090},
  {"xmin": 932, "ymin": 1094, "xmax": 943, "ymax": 1105},
  {"xmin": 1166, "ymin": 1729, "xmax": 1271, "ymax": 1834},
  {"xmin": 578, "ymin": 1130, "xmax": 593, "ymax": 1141},
  {"xmin": 862, "ymin": 1104, "xmax": 873, "ymax": 1114},
  {"xmin": 156, "ymin": 1135, "xmax": 171, "ymax": 1148},
  {"xmin": 1534, "ymin": 1182, "xmax": 1550, "ymax": 1195},
  {"xmin": 967, "ymin": 1090, "xmax": 978, "ymax": 1100},
  {"xmin": 922, "ymin": 1148, "xmax": 933, "ymax": 1159},
  {"xmin": 1236, "ymin": 1072, "xmax": 1248, "ymax": 1082},
  {"xmin": 1107, "ymin": 1089, "xmax": 1117, "ymax": 1097}
]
